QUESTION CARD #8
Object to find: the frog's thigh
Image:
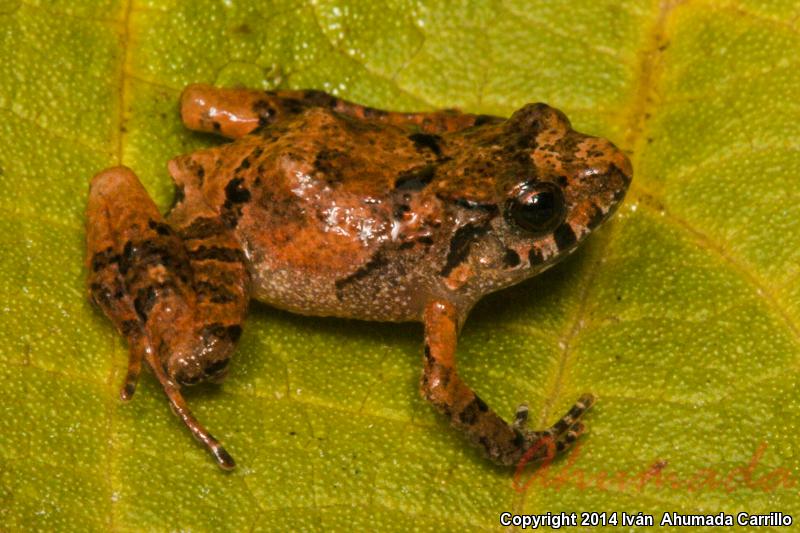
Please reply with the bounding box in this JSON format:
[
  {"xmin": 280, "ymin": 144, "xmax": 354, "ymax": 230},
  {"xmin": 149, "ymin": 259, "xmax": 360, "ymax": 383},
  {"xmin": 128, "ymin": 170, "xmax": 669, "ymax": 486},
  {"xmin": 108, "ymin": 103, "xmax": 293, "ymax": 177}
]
[{"xmin": 421, "ymin": 300, "xmax": 526, "ymax": 465}]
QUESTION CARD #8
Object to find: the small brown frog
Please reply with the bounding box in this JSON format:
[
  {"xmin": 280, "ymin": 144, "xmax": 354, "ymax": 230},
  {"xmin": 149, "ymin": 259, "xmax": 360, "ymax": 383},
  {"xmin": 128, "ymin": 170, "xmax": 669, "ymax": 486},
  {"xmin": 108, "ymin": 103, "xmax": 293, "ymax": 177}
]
[{"xmin": 86, "ymin": 84, "xmax": 631, "ymax": 470}]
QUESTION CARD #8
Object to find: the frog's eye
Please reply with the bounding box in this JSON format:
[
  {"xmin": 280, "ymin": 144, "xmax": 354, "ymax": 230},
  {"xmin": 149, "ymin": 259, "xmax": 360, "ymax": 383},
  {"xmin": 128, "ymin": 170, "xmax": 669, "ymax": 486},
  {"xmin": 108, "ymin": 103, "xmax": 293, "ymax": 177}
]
[{"xmin": 506, "ymin": 181, "xmax": 566, "ymax": 235}]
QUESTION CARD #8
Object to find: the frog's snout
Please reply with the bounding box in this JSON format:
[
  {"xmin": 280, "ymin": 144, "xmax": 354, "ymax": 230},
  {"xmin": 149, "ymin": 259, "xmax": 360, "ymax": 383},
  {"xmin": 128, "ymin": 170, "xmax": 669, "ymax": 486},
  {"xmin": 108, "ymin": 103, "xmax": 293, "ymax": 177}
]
[
  {"xmin": 601, "ymin": 140, "xmax": 633, "ymax": 189},
  {"xmin": 576, "ymin": 137, "xmax": 633, "ymax": 215}
]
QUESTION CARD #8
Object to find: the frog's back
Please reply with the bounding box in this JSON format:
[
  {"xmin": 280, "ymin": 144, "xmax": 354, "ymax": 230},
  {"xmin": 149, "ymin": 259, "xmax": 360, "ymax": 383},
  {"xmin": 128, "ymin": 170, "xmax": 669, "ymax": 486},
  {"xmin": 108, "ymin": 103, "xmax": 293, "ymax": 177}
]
[{"xmin": 167, "ymin": 107, "xmax": 446, "ymax": 321}]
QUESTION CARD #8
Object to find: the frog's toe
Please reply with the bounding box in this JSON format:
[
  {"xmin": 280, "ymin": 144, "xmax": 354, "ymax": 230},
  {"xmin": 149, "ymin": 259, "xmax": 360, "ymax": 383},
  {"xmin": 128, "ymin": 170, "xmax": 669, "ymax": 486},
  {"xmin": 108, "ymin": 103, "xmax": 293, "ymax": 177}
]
[
  {"xmin": 514, "ymin": 394, "xmax": 595, "ymax": 464},
  {"xmin": 512, "ymin": 403, "xmax": 529, "ymax": 430},
  {"xmin": 553, "ymin": 421, "xmax": 585, "ymax": 454},
  {"xmin": 547, "ymin": 393, "xmax": 595, "ymax": 438}
]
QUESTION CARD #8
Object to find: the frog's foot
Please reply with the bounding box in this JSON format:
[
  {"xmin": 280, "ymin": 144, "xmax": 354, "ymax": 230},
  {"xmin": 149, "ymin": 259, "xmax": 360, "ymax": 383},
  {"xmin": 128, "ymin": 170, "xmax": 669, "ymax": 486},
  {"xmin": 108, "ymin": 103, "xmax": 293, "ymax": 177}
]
[
  {"xmin": 512, "ymin": 394, "xmax": 595, "ymax": 463},
  {"xmin": 420, "ymin": 299, "xmax": 594, "ymax": 467}
]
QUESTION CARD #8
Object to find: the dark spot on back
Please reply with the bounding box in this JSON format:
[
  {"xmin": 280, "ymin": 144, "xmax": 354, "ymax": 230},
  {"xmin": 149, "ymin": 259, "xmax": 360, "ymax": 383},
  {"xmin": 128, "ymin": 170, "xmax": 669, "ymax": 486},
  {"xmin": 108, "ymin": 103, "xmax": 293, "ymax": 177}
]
[
  {"xmin": 313, "ymin": 149, "xmax": 346, "ymax": 184},
  {"xmin": 252, "ymin": 100, "xmax": 275, "ymax": 127},
  {"xmin": 281, "ymin": 98, "xmax": 305, "ymax": 114},
  {"xmin": 409, "ymin": 132, "xmax": 442, "ymax": 156},
  {"xmin": 303, "ymin": 90, "xmax": 338, "ymax": 107},
  {"xmin": 119, "ymin": 241, "xmax": 134, "ymax": 274},
  {"xmin": 473, "ymin": 114, "xmax": 503, "ymax": 127},
  {"xmin": 187, "ymin": 245, "xmax": 245, "ymax": 263},
  {"xmin": 394, "ymin": 165, "xmax": 435, "ymax": 191},
  {"xmin": 236, "ymin": 158, "xmax": 251, "ymax": 171},
  {"xmin": 147, "ymin": 219, "xmax": 172, "ymax": 236},
  {"xmin": 225, "ymin": 177, "xmax": 251, "ymax": 203},
  {"xmin": 362, "ymin": 106, "xmax": 388, "ymax": 118}
]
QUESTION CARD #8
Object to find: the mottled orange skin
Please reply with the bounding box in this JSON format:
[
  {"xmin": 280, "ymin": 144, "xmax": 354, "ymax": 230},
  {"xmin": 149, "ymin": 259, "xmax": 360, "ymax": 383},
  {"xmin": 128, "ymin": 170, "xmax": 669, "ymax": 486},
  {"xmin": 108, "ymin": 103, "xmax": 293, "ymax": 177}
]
[{"xmin": 86, "ymin": 84, "xmax": 631, "ymax": 469}]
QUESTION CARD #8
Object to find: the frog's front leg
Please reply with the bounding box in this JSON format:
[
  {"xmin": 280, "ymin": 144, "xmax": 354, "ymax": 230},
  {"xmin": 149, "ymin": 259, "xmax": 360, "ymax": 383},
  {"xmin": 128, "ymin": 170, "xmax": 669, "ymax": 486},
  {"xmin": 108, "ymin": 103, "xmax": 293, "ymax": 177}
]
[
  {"xmin": 180, "ymin": 84, "xmax": 500, "ymax": 139},
  {"xmin": 421, "ymin": 300, "xmax": 595, "ymax": 466},
  {"xmin": 86, "ymin": 166, "xmax": 248, "ymax": 470}
]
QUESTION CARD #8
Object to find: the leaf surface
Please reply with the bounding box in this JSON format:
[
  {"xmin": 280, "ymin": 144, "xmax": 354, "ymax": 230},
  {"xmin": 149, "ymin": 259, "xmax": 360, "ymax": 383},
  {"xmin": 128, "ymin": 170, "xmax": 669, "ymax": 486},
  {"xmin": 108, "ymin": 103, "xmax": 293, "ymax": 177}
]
[{"xmin": 1, "ymin": 0, "xmax": 799, "ymax": 530}]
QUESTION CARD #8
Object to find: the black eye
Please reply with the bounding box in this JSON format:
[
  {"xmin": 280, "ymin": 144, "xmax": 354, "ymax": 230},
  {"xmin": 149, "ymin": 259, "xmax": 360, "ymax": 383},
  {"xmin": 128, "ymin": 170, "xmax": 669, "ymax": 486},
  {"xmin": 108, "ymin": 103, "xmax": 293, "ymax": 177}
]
[{"xmin": 506, "ymin": 182, "xmax": 566, "ymax": 235}]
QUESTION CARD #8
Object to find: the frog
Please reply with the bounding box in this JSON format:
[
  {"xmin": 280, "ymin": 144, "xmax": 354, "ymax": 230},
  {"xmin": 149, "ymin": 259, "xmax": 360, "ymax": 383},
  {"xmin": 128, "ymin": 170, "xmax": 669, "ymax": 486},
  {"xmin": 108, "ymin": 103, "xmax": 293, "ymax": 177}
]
[{"xmin": 85, "ymin": 84, "xmax": 632, "ymax": 470}]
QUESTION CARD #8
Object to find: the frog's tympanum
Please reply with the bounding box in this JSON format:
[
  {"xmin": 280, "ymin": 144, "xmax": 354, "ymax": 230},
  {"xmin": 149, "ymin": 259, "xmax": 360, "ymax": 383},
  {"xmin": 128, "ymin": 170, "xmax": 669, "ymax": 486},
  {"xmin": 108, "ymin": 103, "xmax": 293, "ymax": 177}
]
[{"xmin": 86, "ymin": 84, "xmax": 632, "ymax": 470}]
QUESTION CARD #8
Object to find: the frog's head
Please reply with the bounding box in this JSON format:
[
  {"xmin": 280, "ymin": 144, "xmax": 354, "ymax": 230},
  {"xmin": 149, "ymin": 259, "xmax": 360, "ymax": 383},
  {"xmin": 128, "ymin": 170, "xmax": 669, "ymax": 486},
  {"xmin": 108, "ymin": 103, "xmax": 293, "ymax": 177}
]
[{"xmin": 492, "ymin": 103, "xmax": 632, "ymax": 278}]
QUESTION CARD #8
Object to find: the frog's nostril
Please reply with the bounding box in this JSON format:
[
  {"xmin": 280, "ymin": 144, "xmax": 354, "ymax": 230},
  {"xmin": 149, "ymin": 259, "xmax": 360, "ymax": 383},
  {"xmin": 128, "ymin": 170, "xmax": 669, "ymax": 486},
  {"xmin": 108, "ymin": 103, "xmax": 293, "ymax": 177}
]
[{"xmin": 204, "ymin": 358, "xmax": 230, "ymax": 378}]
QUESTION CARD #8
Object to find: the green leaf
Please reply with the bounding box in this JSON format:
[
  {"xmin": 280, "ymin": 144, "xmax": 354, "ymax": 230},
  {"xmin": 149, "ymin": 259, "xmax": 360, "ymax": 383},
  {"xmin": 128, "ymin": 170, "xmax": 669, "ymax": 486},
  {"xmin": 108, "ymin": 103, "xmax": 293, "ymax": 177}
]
[{"xmin": 2, "ymin": 0, "xmax": 799, "ymax": 530}]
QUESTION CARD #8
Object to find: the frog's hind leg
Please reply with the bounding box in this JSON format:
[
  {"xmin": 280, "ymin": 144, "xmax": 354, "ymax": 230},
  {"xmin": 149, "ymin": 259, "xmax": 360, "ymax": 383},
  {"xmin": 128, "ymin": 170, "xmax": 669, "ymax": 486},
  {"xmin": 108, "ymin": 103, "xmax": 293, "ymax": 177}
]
[
  {"xmin": 420, "ymin": 300, "xmax": 595, "ymax": 467},
  {"xmin": 87, "ymin": 167, "xmax": 157, "ymax": 400},
  {"xmin": 180, "ymin": 83, "xmax": 502, "ymax": 138},
  {"xmin": 86, "ymin": 166, "xmax": 238, "ymax": 470}
]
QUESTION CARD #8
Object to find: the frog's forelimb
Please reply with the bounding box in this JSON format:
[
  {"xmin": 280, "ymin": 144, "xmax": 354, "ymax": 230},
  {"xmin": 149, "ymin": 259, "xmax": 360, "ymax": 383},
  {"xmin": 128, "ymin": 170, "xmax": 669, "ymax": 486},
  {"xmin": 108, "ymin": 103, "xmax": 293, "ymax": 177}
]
[
  {"xmin": 180, "ymin": 83, "xmax": 502, "ymax": 140},
  {"xmin": 421, "ymin": 300, "xmax": 594, "ymax": 466}
]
